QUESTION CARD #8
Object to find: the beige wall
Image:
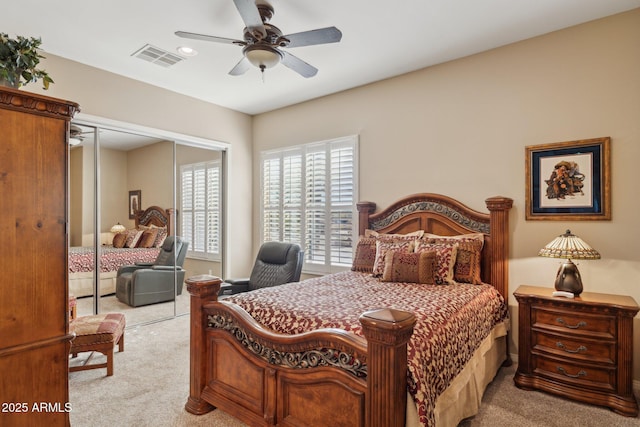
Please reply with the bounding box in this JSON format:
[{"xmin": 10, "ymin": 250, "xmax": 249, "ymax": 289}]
[
  {"xmin": 126, "ymin": 140, "xmax": 174, "ymax": 220},
  {"xmin": 253, "ymin": 10, "xmax": 640, "ymax": 379},
  {"xmin": 28, "ymin": 55, "xmax": 254, "ymax": 277},
  {"xmin": 101, "ymin": 147, "xmax": 128, "ymax": 231},
  {"xmin": 69, "ymin": 147, "xmax": 84, "ymax": 246}
]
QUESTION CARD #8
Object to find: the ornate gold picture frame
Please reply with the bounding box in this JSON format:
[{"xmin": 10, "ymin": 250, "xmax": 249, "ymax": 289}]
[{"xmin": 525, "ymin": 137, "xmax": 610, "ymax": 220}]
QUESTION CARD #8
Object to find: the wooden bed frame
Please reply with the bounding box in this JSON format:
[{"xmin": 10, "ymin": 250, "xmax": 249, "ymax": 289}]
[{"xmin": 185, "ymin": 194, "xmax": 513, "ymax": 427}]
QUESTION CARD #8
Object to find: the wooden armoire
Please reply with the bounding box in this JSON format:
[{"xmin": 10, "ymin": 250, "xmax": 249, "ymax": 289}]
[{"xmin": 0, "ymin": 86, "xmax": 79, "ymax": 426}]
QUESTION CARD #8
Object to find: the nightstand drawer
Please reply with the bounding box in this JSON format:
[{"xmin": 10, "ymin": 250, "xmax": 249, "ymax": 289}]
[
  {"xmin": 532, "ymin": 306, "xmax": 615, "ymax": 339},
  {"xmin": 532, "ymin": 331, "xmax": 615, "ymax": 365},
  {"xmin": 533, "ymin": 355, "xmax": 616, "ymax": 392}
]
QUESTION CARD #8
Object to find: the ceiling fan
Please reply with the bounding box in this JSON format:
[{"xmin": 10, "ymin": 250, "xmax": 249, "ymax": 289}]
[
  {"xmin": 175, "ymin": 0, "xmax": 342, "ymax": 78},
  {"xmin": 70, "ymin": 124, "xmax": 91, "ymax": 146}
]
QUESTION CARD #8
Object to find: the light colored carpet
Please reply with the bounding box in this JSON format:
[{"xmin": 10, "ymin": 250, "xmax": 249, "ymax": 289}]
[
  {"xmin": 74, "ymin": 291, "xmax": 191, "ymax": 326},
  {"xmin": 69, "ymin": 314, "xmax": 640, "ymax": 427}
]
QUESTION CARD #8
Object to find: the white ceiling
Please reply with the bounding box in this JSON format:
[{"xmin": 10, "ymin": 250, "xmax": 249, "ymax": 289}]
[{"xmin": 3, "ymin": 0, "xmax": 639, "ymax": 115}]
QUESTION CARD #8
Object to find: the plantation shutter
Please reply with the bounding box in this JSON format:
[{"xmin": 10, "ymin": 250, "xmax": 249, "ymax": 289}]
[
  {"xmin": 261, "ymin": 136, "xmax": 358, "ymax": 274},
  {"xmin": 181, "ymin": 161, "xmax": 221, "ymax": 260}
]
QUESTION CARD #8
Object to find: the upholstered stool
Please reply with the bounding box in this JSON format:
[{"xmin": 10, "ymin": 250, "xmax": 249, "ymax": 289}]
[{"xmin": 69, "ymin": 313, "xmax": 125, "ymax": 376}]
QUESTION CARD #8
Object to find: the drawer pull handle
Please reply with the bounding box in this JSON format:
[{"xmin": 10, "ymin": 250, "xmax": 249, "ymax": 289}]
[
  {"xmin": 557, "ymin": 366, "xmax": 587, "ymax": 379},
  {"xmin": 556, "ymin": 318, "xmax": 587, "ymax": 329},
  {"xmin": 556, "ymin": 342, "xmax": 587, "ymax": 354}
]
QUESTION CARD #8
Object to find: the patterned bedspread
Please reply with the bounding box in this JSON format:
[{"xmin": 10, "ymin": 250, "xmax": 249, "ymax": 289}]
[
  {"xmin": 226, "ymin": 270, "xmax": 508, "ymax": 427},
  {"xmin": 69, "ymin": 246, "xmax": 160, "ymax": 273}
]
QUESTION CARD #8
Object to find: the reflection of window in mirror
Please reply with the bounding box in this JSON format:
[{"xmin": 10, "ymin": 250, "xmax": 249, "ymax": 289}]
[
  {"xmin": 176, "ymin": 144, "xmax": 223, "ymax": 292},
  {"xmin": 180, "ymin": 161, "xmax": 221, "ymax": 261}
]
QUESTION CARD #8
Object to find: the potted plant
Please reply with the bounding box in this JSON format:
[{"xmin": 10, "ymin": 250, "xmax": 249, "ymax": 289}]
[{"xmin": 0, "ymin": 32, "xmax": 54, "ymax": 90}]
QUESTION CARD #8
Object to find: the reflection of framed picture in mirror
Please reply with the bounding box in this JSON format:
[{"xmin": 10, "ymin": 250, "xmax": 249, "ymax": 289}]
[
  {"xmin": 129, "ymin": 190, "xmax": 141, "ymax": 219},
  {"xmin": 525, "ymin": 137, "xmax": 610, "ymax": 220}
]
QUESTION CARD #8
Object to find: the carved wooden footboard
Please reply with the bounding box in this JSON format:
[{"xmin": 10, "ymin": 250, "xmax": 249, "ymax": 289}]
[
  {"xmin": 185, "ymin": 194, "xmax": 513, "ymax": 427},
  {"xmin": 185, "ymin": 275, "xmax": 415, "ymax": 427}
]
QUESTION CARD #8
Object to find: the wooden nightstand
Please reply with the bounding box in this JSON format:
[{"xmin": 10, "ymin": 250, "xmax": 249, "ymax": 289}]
[{"xmin": 514, "ymin": 285, "xmax": 639, "ymax": 416}]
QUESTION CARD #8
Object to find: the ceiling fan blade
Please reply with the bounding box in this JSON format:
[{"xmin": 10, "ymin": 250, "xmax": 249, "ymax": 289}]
[
  {"xmin": 281, "ymin": 51, "xmax": 318, "ymax": 78},
  {"xmin": 233, "ymin": 0, "xmax": 267, "ymax": 40},
  {"xmin": 229, "ymin": 57, "xmax": 251, "ymax": 76},
  {"xmin": 175, "ymin": 31, "xmax": 242, "ymax": 45},
  {"xmin": 284, "ymin": 27, "xmax": 342, "ymax": 48}
]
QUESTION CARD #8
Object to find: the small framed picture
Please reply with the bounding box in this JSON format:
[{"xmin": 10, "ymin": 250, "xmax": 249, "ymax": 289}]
[
  {"xmin": 525, "ymin": 137, "xmax": 610, "ymax": 220},
  {"xmin": 129, "ymin": 190, "xmax": 141, "ymax": 219}
]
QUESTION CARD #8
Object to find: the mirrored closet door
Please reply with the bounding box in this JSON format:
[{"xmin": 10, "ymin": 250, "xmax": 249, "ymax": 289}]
[{"xmin": 69, "ymin": 120, "xmax": 226, "ymax": 325}]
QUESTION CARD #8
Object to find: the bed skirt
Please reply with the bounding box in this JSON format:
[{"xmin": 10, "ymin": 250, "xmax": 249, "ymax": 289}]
[
  {"xmin": 69, "ymin": 272, "xmax": 117, "ymax": 298},
  {"xmin": 406, "ymin": 321, "xmax": 509, "ymax": 427}
]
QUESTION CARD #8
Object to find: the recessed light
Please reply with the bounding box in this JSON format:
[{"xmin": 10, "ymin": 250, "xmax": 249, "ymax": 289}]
[{"xmin": 177, "ymin": 46, "xmax": 198, "ymax": 57}]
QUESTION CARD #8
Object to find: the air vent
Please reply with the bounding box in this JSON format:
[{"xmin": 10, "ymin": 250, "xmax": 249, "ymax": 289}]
[{"xmin": 132, "ymin": 44, "xmax": 184, "ymax": 67}]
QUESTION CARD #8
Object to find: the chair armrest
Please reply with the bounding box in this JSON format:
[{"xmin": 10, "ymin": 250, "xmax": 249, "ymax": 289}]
[
  {"xmin": 224, "ymin": 278, "xmax": 250, "ymax": 286},
  {"xmin": 151, "ymin": 265, "xmax": 183, "ymax": 271},
  {"xmin": 117, "ymin": 264, "xmax": 144, "ymax": 275},
  {"xmin": 219, "ymin": 281, "xmax": 250, "ymax": 296},
  {"xmin": 135, "ymin": 261, "xmax": 154, "ymax": 267}
]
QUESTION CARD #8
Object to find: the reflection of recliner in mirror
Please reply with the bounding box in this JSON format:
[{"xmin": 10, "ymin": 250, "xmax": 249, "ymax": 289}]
[{"xmin": 115, "ymin": 236, "xmax": 189, "ymax": 307}]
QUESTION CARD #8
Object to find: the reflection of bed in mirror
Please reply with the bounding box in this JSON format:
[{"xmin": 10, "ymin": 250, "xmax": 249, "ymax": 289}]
[{"xmin": 68, "ymin": 206, "xmax": 174, "ymax": 297}]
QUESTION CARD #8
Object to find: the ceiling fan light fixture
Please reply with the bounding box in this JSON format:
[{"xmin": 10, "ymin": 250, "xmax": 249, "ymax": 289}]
[{"xmin": 244, "ymin": 44, "xmax": 282, "ymax": 71}]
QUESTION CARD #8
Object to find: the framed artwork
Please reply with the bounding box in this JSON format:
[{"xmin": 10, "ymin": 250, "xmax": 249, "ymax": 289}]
[
  {"xmin": 129, "ymin": 190, "xmax": 141, "ymax": 219},
  {"xmin": 525, "ymin": 137, "xmax": 610, "ymax": 220}
]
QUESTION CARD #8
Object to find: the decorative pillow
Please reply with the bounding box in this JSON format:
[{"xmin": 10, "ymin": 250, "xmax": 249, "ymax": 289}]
[
  {"xmin": 112, "ymin": 233, "xmax": 127, "ymax": 248},
  {"xmin": 372, "ymin": 239, "xmax": 416, "ymax": 277},
  {"xmin": 351, "ymin": 237, "xmax": 377, "ymax": 273},
  {"xmin": 137, "ymin": 229, "xmax": 159, "ymax": 248},
  {"xmin": 423, "ymin": 232, "xmax": 484, "ymax": 248},
  {"xmin": 123, "ymin": 229, "xmax": 143, "ymax": 248},
  {"xmin": 414, "ymin": 242, "xmax": 458, "ymax": 285},
  {"xmin": 365, "ymin": 229, "xmax": 424, "ymax": 239},
  {"xmin": 153, "ymin": 227, "xmax": 168, "ymax": 248},
  {"xmin": 425, "ymin": 234, "xmax": 484, "ymax": 284},
  {"xmin": 381, "ymin": 250, "xmax": 436, "ymax": 284}
]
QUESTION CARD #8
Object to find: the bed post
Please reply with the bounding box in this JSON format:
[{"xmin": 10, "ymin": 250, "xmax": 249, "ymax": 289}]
[
  {"xmin": 166, "ymin": 207, "xmax": 175, "ymax": 236},
  {"xmin": 485, "ymin": 197, "xmax": 513, "ymax": 300},
  {"xmin": 360, "ymin": 308, "xmax": 416, "ymax": 427},
  {"xmin": 357, "ymin": 201, "xmax": 376, "ymax": 236},
  {"xmin": 184, "ymin": 274, "xmax": 222, "ymax": 415}
]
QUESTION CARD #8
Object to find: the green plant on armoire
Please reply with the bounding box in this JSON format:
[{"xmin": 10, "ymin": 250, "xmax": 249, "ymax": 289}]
[{"xmin": 0, "ymin": 32, "xmax": 54, "ymax": 89}]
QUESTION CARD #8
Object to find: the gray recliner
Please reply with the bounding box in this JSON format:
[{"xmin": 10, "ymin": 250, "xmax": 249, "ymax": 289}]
[
  {"xmin": 219, "ymin": 241, "xmax": 304, "ymax": 296},
  {"xmin": 115, "ymin": 236, "xmax": 189, "ymax": 307}
]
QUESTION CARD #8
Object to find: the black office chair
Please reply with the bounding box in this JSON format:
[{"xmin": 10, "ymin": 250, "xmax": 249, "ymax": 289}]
[{"xmin": 219, "ymin": 241, "xmax": 304, "ymax": 296}]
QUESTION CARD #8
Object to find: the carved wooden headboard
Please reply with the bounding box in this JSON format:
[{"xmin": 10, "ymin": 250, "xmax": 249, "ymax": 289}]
[
  {"xmin": 357, "ymin": 193, "xmax": 513, "ymax": 299},
  {"xmin": 134, "ymin": 206, "xmax": 175, "ymax": 236}
]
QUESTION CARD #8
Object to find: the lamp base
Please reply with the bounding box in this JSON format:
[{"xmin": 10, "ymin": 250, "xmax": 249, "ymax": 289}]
[{"xmin": 554, "ymin": 259, "xmax": 583, "ymax": 296}]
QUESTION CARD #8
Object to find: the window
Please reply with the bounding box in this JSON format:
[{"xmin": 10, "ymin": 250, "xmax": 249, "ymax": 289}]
[
  {"xmin": 180, "ymin": 160, "xmax": 221, "ymax": 260},
  {"xmin": 261, "ymin": 136, "xmax": 358, "ymax": 274}
]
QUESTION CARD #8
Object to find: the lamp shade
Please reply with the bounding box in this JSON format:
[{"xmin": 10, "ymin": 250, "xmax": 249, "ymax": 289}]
[
  {"xmin": 538, "ymin": 230, "xmax": 600, "ymax": 296},
  {"xmin": 538, "ymin": 230, "xmax": 600, "ymax": 260},
  {"xmin": 110, "ymin": 223, "xmax": 126, "ymax": 234}
]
